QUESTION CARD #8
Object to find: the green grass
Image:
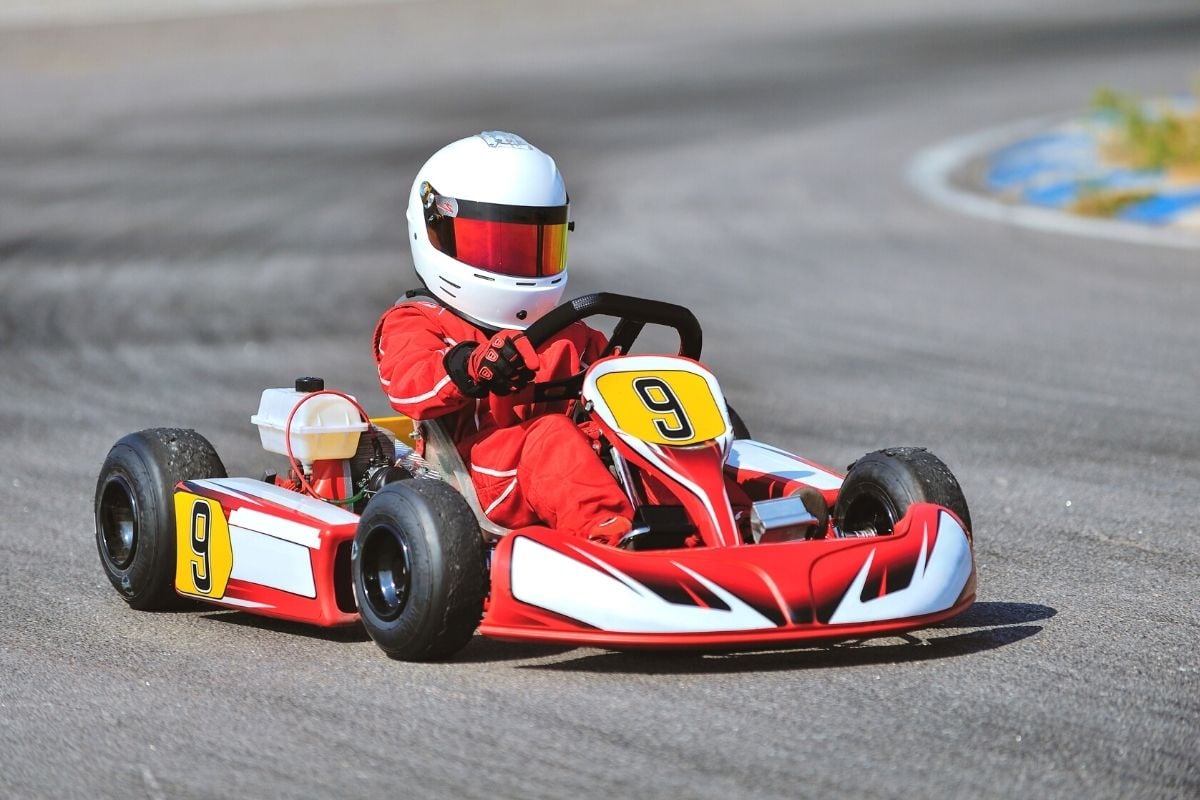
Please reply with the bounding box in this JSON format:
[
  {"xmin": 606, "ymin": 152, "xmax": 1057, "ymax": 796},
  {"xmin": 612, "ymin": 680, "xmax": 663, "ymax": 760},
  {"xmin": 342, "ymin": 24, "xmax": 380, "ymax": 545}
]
[
  {"xmin": 1091, "ymin": 83, "xmax": 1200, "ymax": 172},
  {"xmin": 1071, "ymin": 81, "xmax": 1200, "ymax": 217},
  {"xmin": 1069, "ymin": 188, "xmax": 1154, "ymax": 218}
]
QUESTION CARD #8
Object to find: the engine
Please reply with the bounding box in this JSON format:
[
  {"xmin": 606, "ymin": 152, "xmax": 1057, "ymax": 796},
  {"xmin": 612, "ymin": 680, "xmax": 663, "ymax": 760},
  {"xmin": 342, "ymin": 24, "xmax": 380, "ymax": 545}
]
[{"xmin": 251, "ymin": 377, "xmax": 408, "ymax": 512}]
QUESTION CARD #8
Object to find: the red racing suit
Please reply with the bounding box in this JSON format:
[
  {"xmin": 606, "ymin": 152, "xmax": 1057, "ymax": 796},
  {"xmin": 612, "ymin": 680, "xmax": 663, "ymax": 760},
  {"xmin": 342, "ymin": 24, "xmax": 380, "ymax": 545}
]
[{"xmin": 373, "ymin": 296, "xmax": 633, "ymax": 538}]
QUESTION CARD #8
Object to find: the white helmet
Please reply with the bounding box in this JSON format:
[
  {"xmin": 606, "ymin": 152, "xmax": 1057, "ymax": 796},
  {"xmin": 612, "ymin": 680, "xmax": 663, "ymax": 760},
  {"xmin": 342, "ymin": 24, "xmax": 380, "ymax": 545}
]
[{"xmin": 407, "ymin": 131, "xmax": 571, "ymax": 330}]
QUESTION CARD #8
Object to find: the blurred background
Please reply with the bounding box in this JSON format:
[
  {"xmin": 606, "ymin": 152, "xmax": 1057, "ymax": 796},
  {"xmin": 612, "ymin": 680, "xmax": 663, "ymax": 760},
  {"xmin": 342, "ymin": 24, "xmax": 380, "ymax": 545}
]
[{"xmin": 1, "ymin": 1, "xmax": 1197, "ymax": 798}]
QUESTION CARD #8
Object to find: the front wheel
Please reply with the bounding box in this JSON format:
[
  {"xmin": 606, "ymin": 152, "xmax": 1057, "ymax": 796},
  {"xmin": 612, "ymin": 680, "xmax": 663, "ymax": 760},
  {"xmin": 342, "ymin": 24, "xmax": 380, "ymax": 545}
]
[
  {"xmin": 94, "ymin": 428, "xmax": 226, "ymax": 609},
  {"xmin": 352, "ymin": 480, "xmax": 486, "ymax": 661},
  {"xmin": 833, "ymin": 447, "xmax": 971, "ymax": 538}
]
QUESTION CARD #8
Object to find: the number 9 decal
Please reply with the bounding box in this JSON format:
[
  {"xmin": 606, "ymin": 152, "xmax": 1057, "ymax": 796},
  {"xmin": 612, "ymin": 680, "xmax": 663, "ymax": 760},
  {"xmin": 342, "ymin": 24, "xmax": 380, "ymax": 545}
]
[
  {"xmin": 593, "ymin": 367, "xmax": 728, "ymax": 446},
  {"xmin": 174, "ymin": 492, "xmax": 233, "ymax": 599},
  {"xmin": 190, "ymin": 501, "xmax": 212, "ymax": 593},
  {"xmin": 632, "ymin": 377, "xmax": 695, "ymax": 441}
]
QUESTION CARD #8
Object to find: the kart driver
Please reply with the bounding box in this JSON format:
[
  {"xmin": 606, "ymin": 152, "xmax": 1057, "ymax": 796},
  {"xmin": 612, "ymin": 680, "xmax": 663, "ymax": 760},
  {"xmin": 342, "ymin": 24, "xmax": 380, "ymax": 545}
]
[{"xmin": 373, "ymin": 131, "xmax": 635, "ymax": 545}]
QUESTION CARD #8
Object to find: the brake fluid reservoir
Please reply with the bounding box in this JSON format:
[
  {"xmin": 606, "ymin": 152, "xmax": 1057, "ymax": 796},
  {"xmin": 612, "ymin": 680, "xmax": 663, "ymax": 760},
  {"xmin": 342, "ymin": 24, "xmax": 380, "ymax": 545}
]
[{"xmin": 251, "ymin": 378, "xmax": 367, "ymax": 464}]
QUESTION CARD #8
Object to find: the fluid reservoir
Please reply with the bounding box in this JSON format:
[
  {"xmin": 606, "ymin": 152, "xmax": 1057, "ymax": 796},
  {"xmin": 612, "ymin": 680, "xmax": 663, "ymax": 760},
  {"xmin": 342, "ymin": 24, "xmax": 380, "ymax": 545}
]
[{"xmin": 251, "ymin": 379, "xmax": 367, "ymax": 464}]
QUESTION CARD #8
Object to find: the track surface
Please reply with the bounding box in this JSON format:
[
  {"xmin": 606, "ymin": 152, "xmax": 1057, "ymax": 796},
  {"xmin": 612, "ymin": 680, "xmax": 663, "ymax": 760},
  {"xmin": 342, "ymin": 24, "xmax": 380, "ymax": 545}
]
[{"xmin": 1, "ymin": 2, "xmax": 1197, "ymax": 797}]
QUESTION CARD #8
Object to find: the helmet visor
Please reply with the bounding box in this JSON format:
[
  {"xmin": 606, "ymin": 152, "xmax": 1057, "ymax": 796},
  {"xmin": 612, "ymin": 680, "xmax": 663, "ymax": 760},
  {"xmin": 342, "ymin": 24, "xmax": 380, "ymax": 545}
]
[{"xmin": 423, "ymin": 184, "xmax": 569, "ymax": 278}]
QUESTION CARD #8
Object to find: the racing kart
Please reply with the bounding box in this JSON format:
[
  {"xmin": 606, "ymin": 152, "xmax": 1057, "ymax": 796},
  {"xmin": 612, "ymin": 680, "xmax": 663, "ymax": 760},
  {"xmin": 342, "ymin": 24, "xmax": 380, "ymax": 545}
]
[{"xmin": 94, "ymin": 293, "xmax": 975, "ymax": 661}]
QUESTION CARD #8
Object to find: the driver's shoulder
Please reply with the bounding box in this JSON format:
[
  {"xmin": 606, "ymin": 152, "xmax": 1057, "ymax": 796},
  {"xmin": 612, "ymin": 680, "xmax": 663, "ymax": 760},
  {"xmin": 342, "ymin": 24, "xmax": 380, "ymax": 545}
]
[{"xmin": 384, "ymin": 292, "xmax": 461, "ymax": 326}]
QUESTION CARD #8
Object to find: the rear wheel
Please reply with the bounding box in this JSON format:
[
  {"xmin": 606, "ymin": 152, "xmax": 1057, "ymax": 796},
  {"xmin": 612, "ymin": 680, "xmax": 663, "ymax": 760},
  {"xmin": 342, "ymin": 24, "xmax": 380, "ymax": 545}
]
[
  {"xmin": 95, "ymin": 428, "xmax": 226, "ymax": 609},
  {"xmin": 352, "ymin": 480, "xmax": 486, "ymax": 661},
  {"xmin": 833, "ymin": 447, "xmax": 970, "ymax": 538}
]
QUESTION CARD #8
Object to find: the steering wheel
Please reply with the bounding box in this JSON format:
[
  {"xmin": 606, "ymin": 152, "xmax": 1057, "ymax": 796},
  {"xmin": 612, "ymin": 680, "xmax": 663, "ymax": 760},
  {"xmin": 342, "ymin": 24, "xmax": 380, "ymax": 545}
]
[
  {"xmin": 525, "ymin": 292, "xmax": 703, "ymax": 356},
  {"xmin": 521, "ymin": 293, "xmax": 703, "ymax": 404}
]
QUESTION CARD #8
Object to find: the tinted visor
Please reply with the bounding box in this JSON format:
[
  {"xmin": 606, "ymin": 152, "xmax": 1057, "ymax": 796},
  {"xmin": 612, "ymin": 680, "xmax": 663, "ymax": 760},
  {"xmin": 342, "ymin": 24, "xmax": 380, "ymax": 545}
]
[{"xmin": 423, "ymin": 183, "xmax": 569, "ymax": 278}]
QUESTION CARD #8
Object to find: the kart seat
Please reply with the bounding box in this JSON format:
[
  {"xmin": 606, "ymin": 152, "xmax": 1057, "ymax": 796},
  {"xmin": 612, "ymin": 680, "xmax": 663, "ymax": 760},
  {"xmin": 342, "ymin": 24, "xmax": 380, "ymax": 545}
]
[{"xmin": 416, "ymin": 418, "xmax": 513, "ymax": 541}]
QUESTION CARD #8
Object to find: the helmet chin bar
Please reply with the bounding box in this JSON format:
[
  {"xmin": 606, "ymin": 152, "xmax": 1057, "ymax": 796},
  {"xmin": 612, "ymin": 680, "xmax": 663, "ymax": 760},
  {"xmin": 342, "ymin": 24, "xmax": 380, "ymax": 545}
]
[{"xmin": 420, "ymin": 251, "xmax": 567, "ymax": 331}]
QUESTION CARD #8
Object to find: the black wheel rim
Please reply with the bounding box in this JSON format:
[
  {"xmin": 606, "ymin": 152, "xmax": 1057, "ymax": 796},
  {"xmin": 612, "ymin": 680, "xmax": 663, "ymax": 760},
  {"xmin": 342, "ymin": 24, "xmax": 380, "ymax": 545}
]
[
  {"xmin": 98, "ymin": 474, "xmax": 139, "ymax": 569},
  {"xmin": 838, "ymin": 487, "xmax": 900, "ymax": 538},
  {"xmin": 360, "ymin": 524, "xmax": 412, "ymax": 622}
]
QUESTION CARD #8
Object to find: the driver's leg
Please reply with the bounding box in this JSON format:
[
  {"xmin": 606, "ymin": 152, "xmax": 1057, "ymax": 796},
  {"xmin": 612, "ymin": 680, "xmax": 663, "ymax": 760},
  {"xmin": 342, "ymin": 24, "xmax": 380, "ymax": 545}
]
[
  {"xmin": 517, "ymin": 414, "xmax": 633, "ymax": 543},
  {"xmin": 467, "ymin": 414, "xmax": 633, "ymax": 542}
]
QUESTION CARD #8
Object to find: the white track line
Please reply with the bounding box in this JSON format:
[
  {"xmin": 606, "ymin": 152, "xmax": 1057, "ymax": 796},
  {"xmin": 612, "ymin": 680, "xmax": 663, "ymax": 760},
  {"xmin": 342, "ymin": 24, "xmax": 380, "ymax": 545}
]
[{"xmin": 908, "ymin": 116, "xmax": 1200, "ymax": 251}]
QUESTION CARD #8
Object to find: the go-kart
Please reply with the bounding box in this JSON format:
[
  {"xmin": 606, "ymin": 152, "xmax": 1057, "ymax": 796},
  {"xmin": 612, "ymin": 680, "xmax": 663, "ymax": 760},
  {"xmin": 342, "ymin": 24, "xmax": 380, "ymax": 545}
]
[{"xmin": 94, "ymin": 293, "xmax": 975, "ymax": 661}]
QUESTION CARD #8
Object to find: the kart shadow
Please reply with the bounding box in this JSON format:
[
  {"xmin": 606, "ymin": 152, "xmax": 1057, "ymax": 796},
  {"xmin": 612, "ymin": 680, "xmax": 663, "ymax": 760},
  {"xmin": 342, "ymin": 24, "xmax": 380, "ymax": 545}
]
[
  {"xmin": 457, "ymin": 638, "xmax": 576, "ymax": 663},
  {"xmin": 929, "ymin": 601, "xmax": 1056, "ymax": 629},
  {"xmin": 190, "ymin": 602, "xmax": 1056, "ymax": 665},
  {"xmin": 512, "ymin": 602, "xmax": 1055, "ymax": 674},
  {"xmin": 198, "ymin": 610, "xmax": 372, "ymax": 643}
]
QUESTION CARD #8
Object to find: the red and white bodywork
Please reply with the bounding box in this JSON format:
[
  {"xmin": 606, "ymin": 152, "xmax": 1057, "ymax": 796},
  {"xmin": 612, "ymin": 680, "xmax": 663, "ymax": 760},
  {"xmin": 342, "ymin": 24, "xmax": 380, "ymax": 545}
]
[
  {"xmin": 165, "ymin": 352, "xmax": 974, "ymax": 650},
  {"xmin": 172, "ymin": 477, "xmax": 359, "ymax": 626},
  {"xmin": 482, "ymin": 506, "xmax": 973, "ymax": 647},
  {"xmin": 478, "ymin": 354, "xmax": 975, "ymax": 648}
]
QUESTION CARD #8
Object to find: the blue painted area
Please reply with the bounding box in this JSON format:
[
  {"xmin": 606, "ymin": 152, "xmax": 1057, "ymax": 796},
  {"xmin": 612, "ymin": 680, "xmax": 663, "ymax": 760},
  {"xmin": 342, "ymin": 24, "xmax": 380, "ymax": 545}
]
[
  {"xmin": 987, "ymin": 132, "xmax": 1093, "ymax": 191},
  {"xmin": 1024, "ymin": 181, "xmax": 1080, "ymax": 207},
  {"xmin": 985, "ymin": 110, "xmax": 1199, "ymax": 226},
  {"xmin": 1118, "ymin": 191, "xmax": 1200, "ymax": 224},
  {"xmin": 1017, "ymin": 169, "xmax": 1165, "ymax": 208},
  {"xmin": 988, "ymin": 160, "xmax": 1054, "ymax": 189}
]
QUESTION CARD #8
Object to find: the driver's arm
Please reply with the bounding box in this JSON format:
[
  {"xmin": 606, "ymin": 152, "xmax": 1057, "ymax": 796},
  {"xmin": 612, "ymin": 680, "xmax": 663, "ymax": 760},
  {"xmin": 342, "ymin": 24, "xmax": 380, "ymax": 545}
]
[{"xmin": 373, "ymin": 304, "xmax": 476, "ymax": 420}]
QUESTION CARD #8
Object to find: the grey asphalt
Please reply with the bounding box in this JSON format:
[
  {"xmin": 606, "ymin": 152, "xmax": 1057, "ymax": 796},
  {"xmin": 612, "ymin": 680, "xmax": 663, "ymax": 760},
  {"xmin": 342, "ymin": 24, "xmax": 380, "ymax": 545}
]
[{"xmin": 1, "ymin": 1, "xmax": 1197, "ymax": 798}]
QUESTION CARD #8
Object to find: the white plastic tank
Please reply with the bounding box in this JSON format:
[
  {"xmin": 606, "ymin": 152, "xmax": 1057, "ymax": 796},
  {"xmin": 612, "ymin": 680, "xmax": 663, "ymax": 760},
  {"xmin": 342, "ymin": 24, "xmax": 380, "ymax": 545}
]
[{"xmin": 250, "ymin": 378, "xmax": 367, "ymax": 464}]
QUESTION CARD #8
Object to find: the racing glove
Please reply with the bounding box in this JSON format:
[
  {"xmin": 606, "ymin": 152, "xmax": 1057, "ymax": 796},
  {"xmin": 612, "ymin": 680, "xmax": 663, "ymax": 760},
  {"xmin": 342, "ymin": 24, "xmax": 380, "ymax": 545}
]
[{"xmin": 444, "ymin": 330, "xmax": 540, "ymax": 397}]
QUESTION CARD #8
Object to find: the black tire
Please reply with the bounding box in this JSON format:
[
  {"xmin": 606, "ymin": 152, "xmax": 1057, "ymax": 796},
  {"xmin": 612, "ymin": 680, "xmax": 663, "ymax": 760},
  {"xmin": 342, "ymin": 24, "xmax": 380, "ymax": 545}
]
[
  {"xmin": 352, "ymin": 480, "xmax": 486, "ymax": 662},
  {"xmin": 94, "ymin": 428, "xmax": 227, "ymax": 610},
  {"xmin": 727, "ymin": 405, "xmax": 752, "ymax": 440},
  {"xmin": 833, "ymin": 447, "xmax": 971, "ymax": 538}
]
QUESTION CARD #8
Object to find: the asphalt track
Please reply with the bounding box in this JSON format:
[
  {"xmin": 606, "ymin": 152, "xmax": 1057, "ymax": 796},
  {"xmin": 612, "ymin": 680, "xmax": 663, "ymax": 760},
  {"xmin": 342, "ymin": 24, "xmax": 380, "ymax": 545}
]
[{"xmin": 1, "ymin": 1, "xmax": 1198, "ymax": 798}]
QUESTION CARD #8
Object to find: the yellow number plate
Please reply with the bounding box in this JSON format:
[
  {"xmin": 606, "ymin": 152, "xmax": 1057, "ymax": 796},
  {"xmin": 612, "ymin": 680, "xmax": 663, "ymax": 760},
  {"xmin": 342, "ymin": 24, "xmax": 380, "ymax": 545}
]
[
  {"xmin": 174, "ymin": 492, "xmax": 234, "ymax": 599},
  {"xmin": 594, "ymin": 369, "xmax": 726, "ymax": 446}
]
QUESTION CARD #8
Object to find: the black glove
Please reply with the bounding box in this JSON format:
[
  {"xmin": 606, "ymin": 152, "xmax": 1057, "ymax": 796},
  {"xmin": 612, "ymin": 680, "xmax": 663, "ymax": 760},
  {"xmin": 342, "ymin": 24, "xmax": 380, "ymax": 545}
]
[{"xmin": 444, "ymin": 330, "xmax": 540, "ymax": 397}]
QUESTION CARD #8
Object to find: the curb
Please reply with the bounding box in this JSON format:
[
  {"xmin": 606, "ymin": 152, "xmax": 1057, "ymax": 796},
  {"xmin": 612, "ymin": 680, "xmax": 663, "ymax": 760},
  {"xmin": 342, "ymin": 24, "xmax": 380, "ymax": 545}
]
[{"xmin": 909, "ymin": 115, "xmax": 1200, "ymax": 251}]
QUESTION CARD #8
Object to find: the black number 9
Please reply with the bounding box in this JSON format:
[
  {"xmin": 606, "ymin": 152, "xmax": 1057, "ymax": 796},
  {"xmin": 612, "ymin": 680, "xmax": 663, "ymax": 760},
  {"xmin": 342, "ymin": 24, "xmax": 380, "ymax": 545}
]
[
  {"xmin": 633, "ymin": 377, "xmax": 695, "ymax": 441},
  {"xmin": 190, "ymin": 501, "xmax": 212, "ymax": 594}
]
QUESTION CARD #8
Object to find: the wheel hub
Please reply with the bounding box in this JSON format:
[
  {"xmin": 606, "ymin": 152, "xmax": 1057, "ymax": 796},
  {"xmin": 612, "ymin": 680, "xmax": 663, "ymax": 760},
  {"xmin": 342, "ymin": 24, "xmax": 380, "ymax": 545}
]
[
  {"xmin": 98, "ymin": 475, "xmax": 139, "ymax": 569},
  {"xmin": 360, "ymin": 524, "xmax": 412, "ymax": 621},
  {"xmin": 838, "ymin": 488, "xmax": 900, "ymax": 538}
]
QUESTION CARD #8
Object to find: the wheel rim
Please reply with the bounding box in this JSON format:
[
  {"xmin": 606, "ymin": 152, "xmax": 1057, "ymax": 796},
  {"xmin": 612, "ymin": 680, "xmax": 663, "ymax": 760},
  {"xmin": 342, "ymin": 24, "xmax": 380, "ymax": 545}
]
[
  {"xmin": 838, "ymin": 486, "xmax": 900, "ymax": 538},
  {"xmin": 98, "ymin": 474, "xmax": 139, "ymax": 569},
  {"xmin": 360, "ymin": 524, "xmax": 412, "ymax": 622}
]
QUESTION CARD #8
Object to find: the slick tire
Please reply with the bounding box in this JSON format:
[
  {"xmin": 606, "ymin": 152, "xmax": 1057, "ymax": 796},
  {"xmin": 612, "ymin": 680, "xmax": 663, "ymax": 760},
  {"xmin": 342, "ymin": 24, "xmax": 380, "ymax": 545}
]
[
  {"xmin": 95, "ymin": 428, "xmax": 227, "ymax": 610},
  {"xmin": 353, "ymin": 480, "xmax": 486, "ymax": 662},
  {"xmin": 833, "ymin": 447, "xmax": 971, "ymax": 538}
]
